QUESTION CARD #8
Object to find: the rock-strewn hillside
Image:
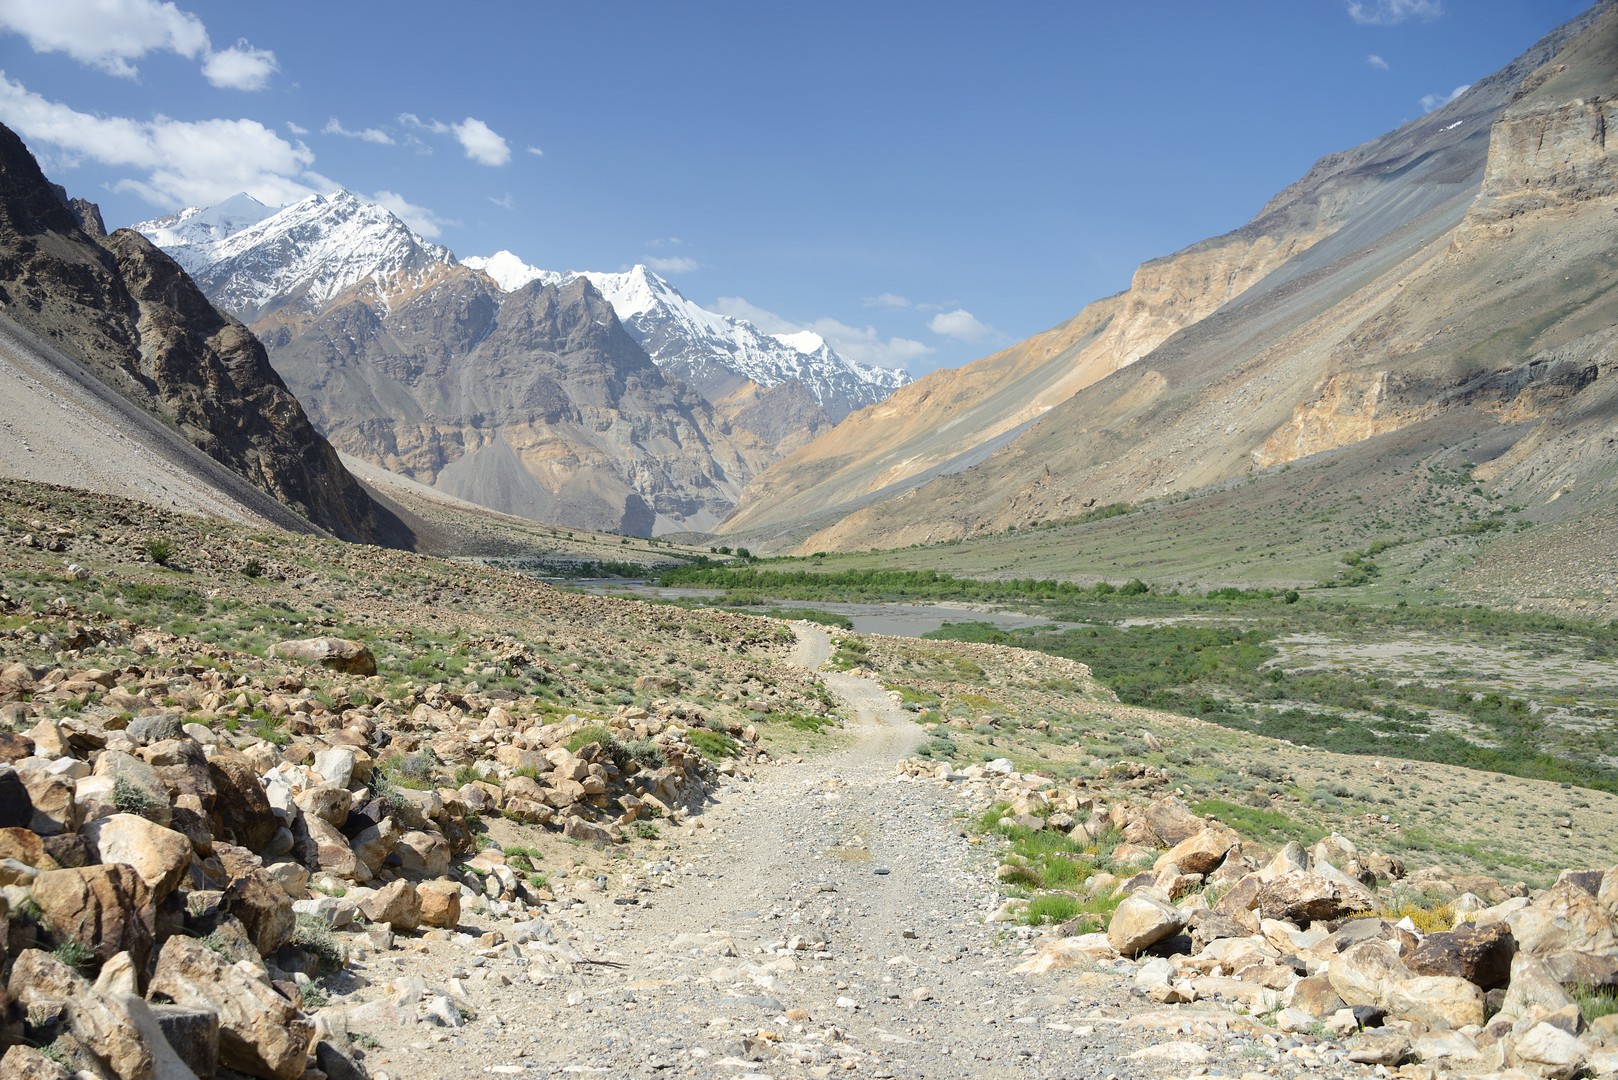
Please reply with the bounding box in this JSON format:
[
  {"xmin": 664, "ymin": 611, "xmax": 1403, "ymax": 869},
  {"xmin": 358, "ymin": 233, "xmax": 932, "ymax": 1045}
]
[
  {"xmin": 719, "ymin": 3, "xmax": 1616, "ymax": 555},
  {"xmin": 0, "ymin": 124, "xmax": 405, "ymax": 547}
]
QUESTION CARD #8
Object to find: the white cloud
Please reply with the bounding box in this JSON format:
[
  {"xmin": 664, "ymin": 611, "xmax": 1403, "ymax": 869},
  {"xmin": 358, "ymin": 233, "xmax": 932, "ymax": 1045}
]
[
  {"xmin": 1419, "ymin": 83, "xmax": 1470, "ymax": 112},
  {"xmin": 863, "ymin": 292, "xmax": 912, "ymax": 310},
  {"xmin": 0, "ymin": 73, "xmax": 319, "ymax": 207},
  {"xmin": 526, "ymin": 145, "xmax": 544, "ymax": 157},
  {"xmin": 371, "ymin": 189, "xmax": 451, "ymax": 239},
  {"xmin": 1367, "ymin": 54, "xmax": 1390, "ymax": 71},
  {"xmin": 645, "ymin": 255, "xmax": 698, "ymax": 274},
  {"xmin": 0, "ymin": 0, "xmax": 207, "ymax": 77},
  {"xmin": 1346, "ymin": 0, "xmax": 1441, "ymax": 25},
  {"xmin": 323, "ymin": 117, "xmax": 394, "ymax": 145},
  {"xmin": 397, "ymin": 113, "xmax": 510, "ymax": 166},
  {"xmin": 928, "ymin": 308, "xmax": 992, "ymax": 342},
  {"xmin": 714, "ymin": 296, "xmax": 932, "ymax": 371},
  {"xmin": 398, "ymin": 113, "xmax": 449, "ymax": 134},
  {"xmin": 201, "ymin": 39, "xmax": 277, "ymax": 90},
  {"xmin": 0, "ymin": 1, "xmax": 277, "ymax": 90},
  {"xmin": 286, "ymin": 121, "xmax": 309, "ymax": 136},
  {"xmin": 488, "ymin": 192, "xmax": 515, "ymax": 210},
  {"xmin": 451, "ymin": 117, "xmax": 509, "ymax": 166}
]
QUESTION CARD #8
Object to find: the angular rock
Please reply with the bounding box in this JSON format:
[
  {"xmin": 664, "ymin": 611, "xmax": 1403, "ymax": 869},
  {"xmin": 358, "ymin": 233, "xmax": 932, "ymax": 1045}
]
[
  {"xmin": 0, "ymin": 1045, "xmax": 73, "ymax": 1079},
  {"xmin": 348, "ymin": 817, "xmax": 396, "ymax": 877},
  {"xmin": 1385, "ymin": 974, "xmax": 1486, "ymax": 1030},
  {"xmin": 303, "ymin": 814, "xmax": 366, "ymax": 881},
  {"xmin": 213, "ymin": 843, "xmax": 294, "ymax": 957},
  {"xmin": 393, "ymin": 829, "xmax": 450, "ymax": 878},
  {"xmin": 207, "ymin": 749, "xmax": 277, "ymax": 853},
  {"xmin": 1327, "ymin": 939, "xmax": 1408, "ymax": 1008},
  {"xmin": 1508, "ymin": 1020, "xmax": 1586, "ymax": 1079},
  {"xmin": 150, "ymin": 1002, "xmax": 218, "ymax": 1080},
  {"xmin": 269, "ymin": 637, "xmax": 377, "ymax": 677},
  {"xmin": 1154, "ymin": 826, "xmax": 1240, "ymax": 877},
  {"xmin": 31, "ymin": 864, "xmax": 154, "ymax": 970},
  {"xmin": 1497, "ymin": 953, "xmax": 1578, "ymax": 1029},
  {"xmin": 7, "ymin": 949, "xmax": 155, "ymax": 1080},
  {"xmin": 356, "ymin": 878, "xmax": 420, "ymax": 931},
  {"xmin": 1144, "ymin": 796, "xmax": 1204, "ymax": 847},
  {"xmin": 293, "ymin": 784, "xmax": 352, "ymax": 827},
  {"xmin": 1256, "ymin": 871, "xmax": 1372, "ymax": 923},
  {"xmin": 1107, "ymin": 891, "xmax": 1186, "ymax": 956},
  {"xmin": 21, "ymin": 770, "xmax": 77, "ymax": 835},
  {"xmin": 561, "ymin": 817, "xmax": 612, "ymax": 844},
  {"xmin": 416, "ymin": 879, "xmax": 461, "ymax": 929},
  {"xmin": 1404, "ymin": 920, "xmax": 1516, "ymax": 989},
  {"xmin": 80, "ymin": 813, "xmax": 193, "ymax": 903},
  {"xmin": 90, "ymin": 751, "xmax": 172, "ymax": 825},
  {"xmin": 149, "ymin": 935, "xmax": 312, "ymax": 1080}
]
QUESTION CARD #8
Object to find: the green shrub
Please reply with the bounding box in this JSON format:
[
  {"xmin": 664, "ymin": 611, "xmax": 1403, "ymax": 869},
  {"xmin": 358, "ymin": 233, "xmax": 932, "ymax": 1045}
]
[
  {"xmin": 112, "ymin": 774, "xmax": 166, "ymax": 821},
  {"xmin": 1025, "ymin": 894, "xmax": 1083, "ymax": 925},
  {"xmin": 687, "ymin": 728, "xmax": 736, "ymax": 760},
  {"xmin": 50, "ymin": 939, "xmax": 93, "ymax": 971},
  {"xmin": 142, "ymin": 537, "xmax": 175, "ymax": 566},
  {"xmin": 291, "ymin": 914, "xmax": 344, "ymax": 971}
]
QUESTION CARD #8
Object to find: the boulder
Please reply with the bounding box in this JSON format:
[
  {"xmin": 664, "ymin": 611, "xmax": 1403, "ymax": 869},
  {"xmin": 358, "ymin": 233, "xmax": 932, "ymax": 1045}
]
[
  {"xmin": 1404, "ymin": 920, "xmax": 1516, "ymax": 989},
  {"xmin": 311, "ymin": 746, "xmax": 357, "ymax": 789},
  {"xmin": 269, "ymin": 637, "xmax": 377, "ymax": 677},
  {"xmin": 140, "ymin": 738, "xmax": 215, "ymax": 810},
  {"xmin": 90, "ymin": 751, "xmax": 173, "ymax": 825},
  {"xmin": 356, "ymin": 878, "xmax": 420, "ymax": 931},
  {"xmin": 1385, "ymin": 974, "xmax": 1486, "ymax": 1030},
  {"xmin": 348, "ymin": 817, "xmax": 397, "ymax": 877},
  {"xmin": 292, "ymin": 784, "xmax": 352, "ymax": 827},
  {"xmin": 21, "ymin": 770, "xmax": 77, "ymax": 835},
  {"xmin": 1256, "ymin": 871, "xmax": 1372, "ymax": 923},
  {"xmin": 31, "ymin": 864, "xmax": 154, "ymax": 970},
  {"xmin": 0, "ymin": 1045, "xmax": 73, "ymax": 1079},
  {"xmin": 7, "ymin": 949, "xmax": 155, "ymax": 1080},
  {"xmin": 303, "ymin": 814, "xmax": 367, "ymax": 881},
  {"xmin": 148, "ymin": 935, "xmax": 312, "ymax": 1080},
  {"xmin": 1507, "ymin": 1020, "xmax": 1586, "ymax": 1079},
  {"xmin": 1496, "ymin": 953, "xmax": 1577, "ymax": 1029},
  {"xmin": 1107, "ymin": 890, "xmax": 1186, "ymax": 956},
  {"xmin": 207, "ymin": 750, "xmax": 277, "ymax": 853},
  {"xmin": 214, "ymin": 844, "xmax": 294, "ymax": 957},
  {"xmin": 149, "ymin": 1003, "xmax": 218, "ymax": 1080},
  {"xmin": 80, "ymin": 813, "xmax": 192, "ymax": 903},
  {"xmin": 1327, "ymin": 939, "xmax": 1408, "ymax": 1008},
  {"xmin": 416, "ymin": 880, "xmax": 461, "ymax": 929},
  {"xmin": 1144, "ymin": 796, "xmax": 1204, "ymax": 846},
  {"xmin": 394, "ymin": 829, "xmax": 450, "ymax": 877},
  {"xmin": 1507, "ymin": 879, "xmax": 1618, "ymax": 957},
  {"xmin": 1153, "ymin": 826, "xmax": 1240, "ymax": 877}
]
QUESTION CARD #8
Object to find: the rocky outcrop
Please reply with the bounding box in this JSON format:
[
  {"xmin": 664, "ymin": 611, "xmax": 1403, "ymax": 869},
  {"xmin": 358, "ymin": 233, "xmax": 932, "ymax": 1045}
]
[{"xmin": 0, "ymin": 123, "xmax": 407, "ymax": 547}]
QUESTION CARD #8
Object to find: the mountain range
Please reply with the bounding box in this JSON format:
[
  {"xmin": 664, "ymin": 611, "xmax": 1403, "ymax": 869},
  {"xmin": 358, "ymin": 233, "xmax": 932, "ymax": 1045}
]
[
  {"xmin": 134, "ymin": 193, "xmax": 908, "ymax": 534},
  {"xmin": 715, "ymin": 1, "xmax": 1618, "ymax": 581}
]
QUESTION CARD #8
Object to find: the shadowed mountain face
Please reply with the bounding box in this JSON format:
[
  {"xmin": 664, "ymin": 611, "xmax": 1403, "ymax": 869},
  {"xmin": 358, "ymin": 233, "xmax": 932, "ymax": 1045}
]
[
  {"xmin": 254, "ymin": 266, "xmax": 754, "ymax": 535},
  {"xmin": 719, "ymin": 4, "xmax": 1618, "ymax": 556},
  {"xmin": 0, "ymin": 123, "xmax": 408, "ymax": 547}
]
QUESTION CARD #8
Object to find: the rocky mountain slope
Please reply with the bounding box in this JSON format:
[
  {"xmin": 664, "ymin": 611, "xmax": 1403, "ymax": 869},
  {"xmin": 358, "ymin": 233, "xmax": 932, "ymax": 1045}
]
[
  {"xmin": 0, "ymin": 124, "xmax": 406, "ymax": 547},
  {"xmin": 135, "ymin": 196, "xmax": 907, "ymax": 533},
  {"xmin": 719, "ymin": 3, "xmax": 1617, "ymax": 556}
]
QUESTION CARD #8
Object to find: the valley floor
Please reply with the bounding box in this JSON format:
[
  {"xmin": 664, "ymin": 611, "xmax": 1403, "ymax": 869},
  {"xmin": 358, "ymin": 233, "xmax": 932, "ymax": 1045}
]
[{"xmin": 355, "ymin": 627, "xmax": 1386, "ymax": 1080}]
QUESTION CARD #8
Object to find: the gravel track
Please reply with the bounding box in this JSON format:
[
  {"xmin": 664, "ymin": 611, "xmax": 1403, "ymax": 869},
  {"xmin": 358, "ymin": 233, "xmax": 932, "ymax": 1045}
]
[{"xmin": 364, "ymin": 626, "xmax": 1246, "ymax": 1079}]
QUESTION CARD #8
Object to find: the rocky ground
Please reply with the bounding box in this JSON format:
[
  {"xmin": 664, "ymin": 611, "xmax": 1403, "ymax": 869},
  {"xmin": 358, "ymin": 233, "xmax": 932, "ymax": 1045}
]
[{"xmin": 2, "ymin": 479, "xmax": 1617, "ymax": 1078}]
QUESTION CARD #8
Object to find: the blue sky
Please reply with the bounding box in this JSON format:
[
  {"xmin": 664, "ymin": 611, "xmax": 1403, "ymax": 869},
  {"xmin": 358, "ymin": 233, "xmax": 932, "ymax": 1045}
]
[{"xmin": 0, "ymin": 0, "xmax": 1593, "ymax": 375}]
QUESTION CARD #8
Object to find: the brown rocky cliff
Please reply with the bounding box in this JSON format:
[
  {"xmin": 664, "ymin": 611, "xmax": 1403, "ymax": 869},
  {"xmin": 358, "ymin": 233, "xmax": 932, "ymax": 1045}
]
[{"xmin": 0, "ymin": 122, "xmax": 407, "ymax": 546}]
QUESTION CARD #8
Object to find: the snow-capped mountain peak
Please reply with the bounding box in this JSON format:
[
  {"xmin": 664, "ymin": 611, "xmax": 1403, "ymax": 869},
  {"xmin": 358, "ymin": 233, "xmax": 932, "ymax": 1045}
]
[
  {"xmin": 134, "ymin": 190, "xmax": 455, "ymax": 320},
  {"xmin": 462, "ymin": 250, "xmax": 558, "ymax": 292},
  {"xmin": 461, "ymin": 255, "xmax": 909, "ymax": 417}
]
